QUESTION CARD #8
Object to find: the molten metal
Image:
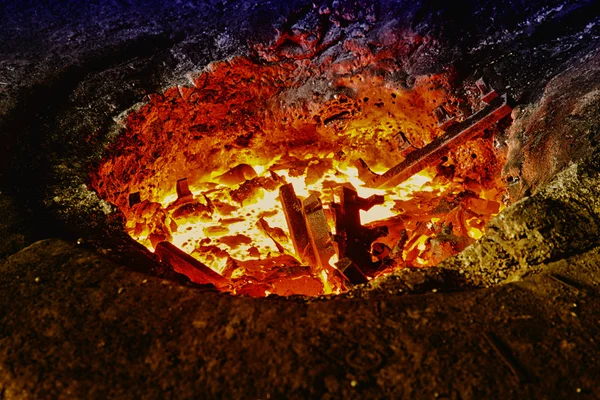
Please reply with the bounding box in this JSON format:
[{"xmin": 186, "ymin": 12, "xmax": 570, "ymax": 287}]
[{"xmin": 91, "ymin": 54, "xmax": 507, "ymax": 297}]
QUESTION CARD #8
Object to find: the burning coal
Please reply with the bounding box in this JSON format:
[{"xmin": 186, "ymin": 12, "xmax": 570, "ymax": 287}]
[{"xmin": 91, "ymin": 37, "xmax": 508, "ymax": 297}]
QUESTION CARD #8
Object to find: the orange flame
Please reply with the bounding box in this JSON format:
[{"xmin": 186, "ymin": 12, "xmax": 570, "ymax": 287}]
[{"xmin": 91, "ymin": 55, "xmax": 505, "ymax": 297}]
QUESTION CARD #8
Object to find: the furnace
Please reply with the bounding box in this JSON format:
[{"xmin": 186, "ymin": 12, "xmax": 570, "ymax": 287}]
[
  {"xmin": 1, "ymin": 0, "xmax": 599, "ymax": 398},
  {"xmin": 90, "ymin": 51, "xmax": 510, "ymax": 297}
]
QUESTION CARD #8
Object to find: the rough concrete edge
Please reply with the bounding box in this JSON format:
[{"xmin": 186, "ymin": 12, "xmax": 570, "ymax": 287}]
[
  {"xmin": 353, "ymin": 154, "xmax": 600, "ymax": 297},
  {"xmin": 442, "ymin": 156, "xmax": 600, "ymax": 286}
]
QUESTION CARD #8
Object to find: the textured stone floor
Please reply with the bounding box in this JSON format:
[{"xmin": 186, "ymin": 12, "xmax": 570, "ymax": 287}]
[{"xmin": 1, "ymin": 237, "xmax": 599, "ymax": 399}]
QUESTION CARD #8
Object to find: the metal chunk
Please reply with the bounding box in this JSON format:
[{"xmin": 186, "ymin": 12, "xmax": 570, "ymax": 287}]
[
  {"xmin": 433, "ymin": 105, "xmax": 457, "ymax": 131},
  {"xmin": 302, "ymin": 193, "xmax": 336, "ymax": 272},
  {"xmin": 548, "ymin": 273, "xmax": 586, "ymax": 294},
  {"xmin": 279, "ymin": 183, "xmax": 317, "ymax": 266},
  {"xmin": 476, "ymin": 77, "xmax": 500, "ymax": 104},
  {"xmin": 364, "ymin": 93, "xmax": 513, "ymax": 189},
  {"xmin": 216, "ymin": 164, "xmax": 258, "ymax": 186},
  {"xmin": 335, "ymin": 258, "xmax": 369, "ymax": 285},
  {"xmin": 393, "ymin": 131, "xmax": 414, "ymax": 152},
  {"xmin": 332, "ymin": 187, "xmax": 388, "ymax": 276},
  {"xmin": 372, "ymin": 242, "xmax": 391, "ymax": 260},
  {"xmin": 128, "ymin": 192, "xmax": 141, "ymax": 207},
  {"xmin": 176, "ymin": 178, "xmax": 193, "ymax": 200},
  {"xmin": 155, "ymin": 241, "xmax": 230, "ymax": 289},
  {"xmin": 256, "ymin": 217, "xmax": 286, "ymax": 254},
  {"xmin": 354, "ymin": 158, "xmax": 379, "ymax": 183}
]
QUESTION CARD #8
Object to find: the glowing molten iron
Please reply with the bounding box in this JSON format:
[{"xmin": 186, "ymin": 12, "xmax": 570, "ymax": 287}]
[{"xmin": 92, "ymin": 55, "xmax": 505, "ymax": 297}]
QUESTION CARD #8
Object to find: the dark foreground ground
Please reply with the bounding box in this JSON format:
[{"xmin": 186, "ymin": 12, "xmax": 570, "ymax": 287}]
[
  {"xmin": 1, "ymin": 236, "xmax": 599, "ymax": 399},
  {"xmin": 1, "ymin": 0, "xmax": 600, "ymax": 398}
]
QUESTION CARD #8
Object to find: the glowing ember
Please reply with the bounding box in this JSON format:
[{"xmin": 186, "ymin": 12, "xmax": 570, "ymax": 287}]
[{"xmin": 91, "ymin": 51, "xmax": 506, "ymax": 297}]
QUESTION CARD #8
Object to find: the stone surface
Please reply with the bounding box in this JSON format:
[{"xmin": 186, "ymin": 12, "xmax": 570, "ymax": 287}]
[
  {"xmin": 445, "ymin": 157, "xmax": 600, "ymax": 288},
  {"xmin": 504, "ymin": 49, "xmax": 600, "ymax": 200},
  {"xmin": 0, "ymin": 194, "xmax": 35, "ymax": 260},
  {"xmin": 0, "ymin": 238, "xmax": 599, "ymax": 399}
]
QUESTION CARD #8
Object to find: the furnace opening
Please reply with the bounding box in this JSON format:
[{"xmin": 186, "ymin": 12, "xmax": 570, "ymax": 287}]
[{"xmin": 91, "ymin": 53, "xmax": 509, "ymax": 297}]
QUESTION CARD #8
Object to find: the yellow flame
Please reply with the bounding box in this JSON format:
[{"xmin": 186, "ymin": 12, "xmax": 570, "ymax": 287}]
[{"xmin": 126, "ymin": 151, "xmax": 499, "ymax": 294}]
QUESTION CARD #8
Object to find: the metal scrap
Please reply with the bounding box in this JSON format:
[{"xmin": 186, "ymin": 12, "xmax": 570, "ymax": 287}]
[
  {"xmin": 176, "ymin": 178, "xmax": 193, "ymax": 200},
  {"xmin": 302, "ymin": 193, "xmax": 337, "ymax": 272},
  {"xmin": 279, "ymin": 183, "xmax": 318, "ymax": 266},
  {"xmin": 155, "ymin": 241, "xmax": 230, "ymax": 289},
  {"xmin": 358, "ymin": 83, "xmax": 513, "ymax": 189},
  {"xmin": 332, "ymin": 187, "xmax": 388, "ymax": 277}
]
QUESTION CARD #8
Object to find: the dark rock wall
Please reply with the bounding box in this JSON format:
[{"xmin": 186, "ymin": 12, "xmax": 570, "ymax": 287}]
[
  {"xmin": 1, "ymin": 0, "xmax": 597, "ymax": 208},
  {"xmin": 504, "ymin": 50, "xmax": 600, "ymax": 199}
]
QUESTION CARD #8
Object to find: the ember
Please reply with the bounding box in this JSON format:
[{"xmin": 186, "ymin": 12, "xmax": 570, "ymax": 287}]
[{"xmin": 91, "ymin": 47, "xmax": 509, "ymax": 297}]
